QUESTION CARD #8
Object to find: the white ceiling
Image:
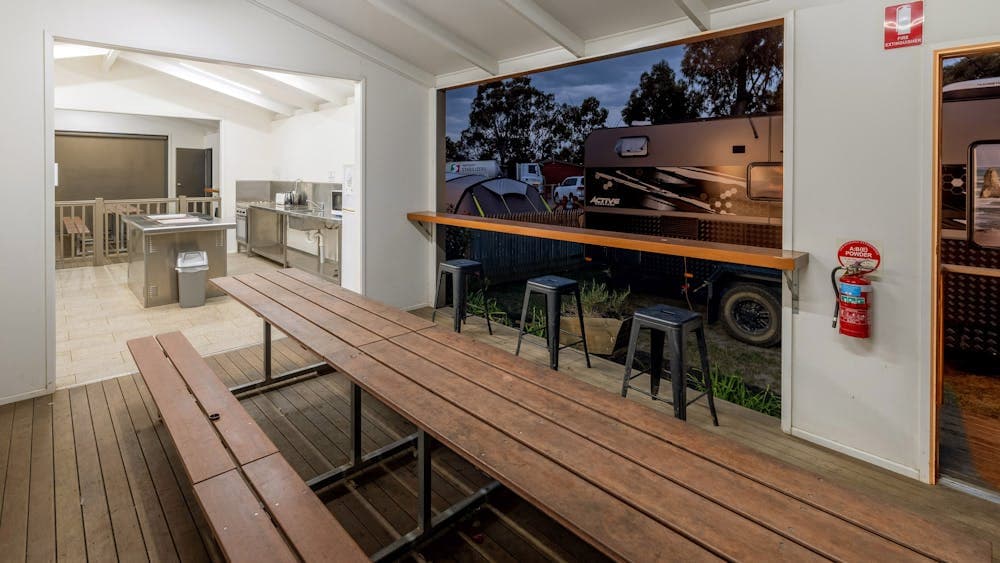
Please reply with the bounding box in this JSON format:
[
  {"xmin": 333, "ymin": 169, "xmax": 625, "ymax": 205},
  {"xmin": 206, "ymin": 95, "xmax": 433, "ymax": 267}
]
[
  {"xmin": 288, "ymin": 0, "xmax": 761, "ymax": 79},
  {"xmin": 54, "ymin": 43, "xmax": 357, "ymax": 120}
]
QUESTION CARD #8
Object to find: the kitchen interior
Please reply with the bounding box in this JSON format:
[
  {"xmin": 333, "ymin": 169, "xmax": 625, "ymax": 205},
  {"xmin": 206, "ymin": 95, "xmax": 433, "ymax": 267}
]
[{"xmin": 53, "ymin": 41, "xmax": 359, "ymax": 387}]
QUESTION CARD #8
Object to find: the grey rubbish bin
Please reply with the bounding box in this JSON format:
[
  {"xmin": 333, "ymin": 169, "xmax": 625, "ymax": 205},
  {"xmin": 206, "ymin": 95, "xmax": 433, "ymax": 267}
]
[{"xmin": 176, "ymin": 251, "xmax": 209, "ymax": 308}]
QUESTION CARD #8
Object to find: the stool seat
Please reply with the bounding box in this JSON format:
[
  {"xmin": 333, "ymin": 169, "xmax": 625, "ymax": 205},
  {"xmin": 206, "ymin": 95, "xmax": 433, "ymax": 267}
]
[
  {"xmin": 440, "ymin": 259, "xmax": 483, "ymax": 273},
  {"xmin": 634, "ymin": 304, "xmax": 702, "ymax": 328},
  {"xmin": 526, "ymin": 275, "xmax": 577, "ymax": 292}
]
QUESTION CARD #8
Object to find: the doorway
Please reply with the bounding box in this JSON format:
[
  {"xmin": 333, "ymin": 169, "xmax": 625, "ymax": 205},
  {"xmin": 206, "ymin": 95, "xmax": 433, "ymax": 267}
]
[
  {"xmin": 934, "ymin": 42, "xmax": 1000, "ymax": 497},
  {"xmin": 176, "ymin": 147, "xmax": 212, "ymax": 198}
]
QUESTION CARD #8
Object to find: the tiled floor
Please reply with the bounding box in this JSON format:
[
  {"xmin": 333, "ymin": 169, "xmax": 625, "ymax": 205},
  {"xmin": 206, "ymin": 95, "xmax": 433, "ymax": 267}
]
[{"xmin": 55, "ymin": 253, "xmax": 299, "ymax": 388}]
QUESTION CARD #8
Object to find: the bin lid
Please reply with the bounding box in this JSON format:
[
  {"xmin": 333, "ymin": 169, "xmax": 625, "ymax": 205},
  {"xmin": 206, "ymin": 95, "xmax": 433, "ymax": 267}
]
[{"xmin": 177, "ymin": 250, "xmax": 208, "ymax": 268}]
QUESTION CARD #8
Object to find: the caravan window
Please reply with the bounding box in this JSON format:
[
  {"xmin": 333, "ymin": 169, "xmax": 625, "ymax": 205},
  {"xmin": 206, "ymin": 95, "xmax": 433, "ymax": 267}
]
[
  {"xmin": 615, "ymin": 136, "xmax": 648, "ymax": 157},
  {"xmin": 747, "ymin": 162, "xmax": 783, "ymax": 201},
  {"xmin": 969, "ymin": 141, "xmax": 1000, "ymax": 248}
]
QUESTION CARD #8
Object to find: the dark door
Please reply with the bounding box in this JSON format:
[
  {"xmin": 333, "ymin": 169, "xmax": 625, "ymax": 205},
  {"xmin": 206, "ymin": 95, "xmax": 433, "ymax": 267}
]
[{"xmin": 176, "ymin": 148, "xmax": 211, "ymax": 197}]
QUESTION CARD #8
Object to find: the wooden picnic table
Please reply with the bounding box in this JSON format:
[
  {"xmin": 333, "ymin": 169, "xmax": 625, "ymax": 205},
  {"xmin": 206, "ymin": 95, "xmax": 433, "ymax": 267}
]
[{"xmin": 211, "ymin": 269, "xmax": 990, "ymax": 562}]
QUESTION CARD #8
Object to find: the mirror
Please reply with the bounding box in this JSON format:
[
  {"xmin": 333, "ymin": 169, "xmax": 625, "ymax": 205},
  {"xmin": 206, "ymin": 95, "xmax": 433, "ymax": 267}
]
[
  {"xmin": 747, "ymin": 162, "xmax": 783, "ymax": 201},
  {"xmin": 969, "ymin": 141, "xmax": 1000, "ymax": 247}
]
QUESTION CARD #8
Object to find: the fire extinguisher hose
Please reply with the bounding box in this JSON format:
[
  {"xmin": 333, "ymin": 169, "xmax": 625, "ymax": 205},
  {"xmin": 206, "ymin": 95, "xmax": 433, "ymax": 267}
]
[{"xmin": 831, "ymin": 266, "xmax": 844, "ymax": 328}]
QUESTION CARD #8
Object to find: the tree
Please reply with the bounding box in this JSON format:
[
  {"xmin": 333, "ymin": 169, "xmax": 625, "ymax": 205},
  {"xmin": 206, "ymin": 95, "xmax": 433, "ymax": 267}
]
[
  {"xmin": 457, "ymin": 77, "xmax": 561, "ymax": 169},
  {"xmin": 621, "ymin": 60, "xmax": 702, "ymax": 125},
  {"xmin": 943, "ymin": 54, "xmax": 1000, "ymax": 86},
  {"xmin": 553, "ymin": 96, "xmax": 609, "ymax": 163},
  {"xmin": 444, "ymin": 136, "xmax": 467, "ymax": 161},
  {"xmin": 681, "ymin": 26, "xmax": 783, "ymax": 116}
]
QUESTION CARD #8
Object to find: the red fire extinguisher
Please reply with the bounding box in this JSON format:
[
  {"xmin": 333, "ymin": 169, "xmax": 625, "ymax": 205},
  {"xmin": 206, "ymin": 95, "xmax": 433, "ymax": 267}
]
[{"xmin": 831, "ymin": 266, "xmax": 873, "ymax": 338}]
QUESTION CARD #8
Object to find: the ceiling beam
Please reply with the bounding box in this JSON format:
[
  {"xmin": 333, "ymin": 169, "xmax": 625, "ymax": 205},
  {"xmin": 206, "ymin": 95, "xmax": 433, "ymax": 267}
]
[
  {"xmin": 364, "ymin": 0, "xmax": 499, "ymax": 75},
  {"xmin": 101, "ymin": 49, "xmax": 119, "ymax": 73},
  {"xmin": 252, "ymin": 69, "xmax": 348, "ymax": 106},
  {"xmin": 119, "ymin": 52, "xmax": 297, "ymax": 116},
  {"xmin": 497, "ymin": 0, "xmax": 584, "ymax": 57},
  {"xmin": 245, "ymin": 0, "xmax": 434, "ymax": 87},
  {"xmin": 674, "ymin": 0, "xmax": 710, "ymax": 32}
]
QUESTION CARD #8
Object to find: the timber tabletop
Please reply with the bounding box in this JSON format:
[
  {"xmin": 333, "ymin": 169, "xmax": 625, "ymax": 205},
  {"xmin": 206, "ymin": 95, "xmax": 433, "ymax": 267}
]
[
  {"xmin": 210, "ymin": 269, "xmax": 988, "ymax": 562},
  {"xmin": 406, "ymin": 211, "xmax": 808, "ymax": 271}
]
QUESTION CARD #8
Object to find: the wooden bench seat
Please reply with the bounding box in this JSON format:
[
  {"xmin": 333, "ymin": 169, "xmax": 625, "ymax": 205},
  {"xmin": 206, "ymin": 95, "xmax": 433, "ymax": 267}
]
[
  {"xmin": 127, "ymin": 332, "xmax": 367, "ymax": 562},
  {"xmin": 61, "ymin": 216, "xmax": 90, "ymax": 235},
  {"xmin": 210, "ymin": 269, "xmax": 992, "ymax": 562}
]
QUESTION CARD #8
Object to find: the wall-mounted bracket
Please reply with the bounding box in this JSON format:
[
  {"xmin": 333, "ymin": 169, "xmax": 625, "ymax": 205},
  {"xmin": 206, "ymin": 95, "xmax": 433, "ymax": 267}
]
[
  {"xmin": 783, "ymin": 270, "xmax": 800, "ymax": 314},
  {"xmin": 413, "ymin": 219, "xmax": 433, "ymax": 238}
]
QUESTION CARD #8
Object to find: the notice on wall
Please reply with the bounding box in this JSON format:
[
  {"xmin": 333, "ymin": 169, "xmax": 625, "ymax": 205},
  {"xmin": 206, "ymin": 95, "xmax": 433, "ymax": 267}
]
[{"xmin": 884, "ymin": 1, "xmax": 923, "ymax": 50}]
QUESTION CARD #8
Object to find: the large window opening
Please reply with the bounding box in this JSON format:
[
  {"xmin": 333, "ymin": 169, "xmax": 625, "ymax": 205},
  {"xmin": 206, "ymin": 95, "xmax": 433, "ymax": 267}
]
[{"xmin": 438, "ymin": 22, "xmax": 785, "ymax": 420}]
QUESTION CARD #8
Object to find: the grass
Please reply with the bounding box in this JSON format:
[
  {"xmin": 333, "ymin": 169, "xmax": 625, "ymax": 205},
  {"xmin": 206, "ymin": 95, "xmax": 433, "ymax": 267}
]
[{"xmin": 693, "ymin": 367, "xmax": 781, "ymax": 417}]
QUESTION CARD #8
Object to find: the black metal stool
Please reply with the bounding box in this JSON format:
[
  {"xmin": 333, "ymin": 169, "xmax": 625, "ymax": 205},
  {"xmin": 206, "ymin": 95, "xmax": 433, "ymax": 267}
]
[
  {"xmin": 515, "ymin": 275, "xmax": 591, "ymax": 370},
  {"xmin": 432, "ymin": 259, "xmax": 493, "ymax": 334},
  {"xmin": 621, "ymin": 304, "xmax": 719, "ymax": 425}
]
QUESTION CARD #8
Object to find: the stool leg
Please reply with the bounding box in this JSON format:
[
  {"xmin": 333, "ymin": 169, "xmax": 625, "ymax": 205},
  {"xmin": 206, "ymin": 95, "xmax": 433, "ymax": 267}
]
[
  {"xmin": 649, "ymin": 329, "xmax": 665, "ymax": 399},
  {"xmin": 696, "ymin": 326, "xmax": 719, "ymax": 426},
  {"xmin": 431, "ymin": 270, "xmax": 445, "ymax": 323},
  {"xmin": 667, "ymin": 331, "xmax": 687, "ymax": 420},
  {"xmin": 574, "ymin": 287, "xmax": 591, "ymax": 368},
  {"xmin": 453, "ymin": 271, "xmax": 466, "ymax": 333},
  {"xmin": 515, "ymin": 286, "xmax": 532, "ymax": 357},
  {"xmin": 621, "ymin": 319, "xmax": 642, "ymax": 397},
  {"xmin": 546, "ymin": 292, "xmax": 561, "ymax": 370}
]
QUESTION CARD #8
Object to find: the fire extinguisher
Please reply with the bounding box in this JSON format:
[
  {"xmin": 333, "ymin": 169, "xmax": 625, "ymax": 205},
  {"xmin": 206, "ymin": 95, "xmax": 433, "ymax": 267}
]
[{"xmin": 831, "ymin": 266, "xmax": 873, "ymax": 339}]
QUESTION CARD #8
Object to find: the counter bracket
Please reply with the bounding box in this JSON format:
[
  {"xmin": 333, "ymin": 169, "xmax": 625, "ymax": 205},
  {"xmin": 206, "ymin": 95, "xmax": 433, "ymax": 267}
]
[
  {"xmin": 414, "ymin": 220, "xmax": 433, "ymax": 238},
  {"xmin": 783, "ymin": 270, "xmax": 800, "ymax": 314}
]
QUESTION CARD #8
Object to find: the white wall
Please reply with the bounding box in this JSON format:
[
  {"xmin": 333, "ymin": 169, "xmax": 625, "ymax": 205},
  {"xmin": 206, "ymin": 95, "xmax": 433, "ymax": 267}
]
[
  {"xmin": 270, "ymin": 104, "xmax": 355, "ymax": 182},
  {"xmin": 0, "ymin": 0, "xmax": 433, "ymax": 404},
  {"xmin": 54, "ymin": 108, "xmax": 219, "ymax": 197}
]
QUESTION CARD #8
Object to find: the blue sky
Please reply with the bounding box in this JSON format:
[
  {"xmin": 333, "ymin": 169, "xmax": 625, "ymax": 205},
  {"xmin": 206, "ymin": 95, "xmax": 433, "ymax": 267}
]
[{"xmin": 445, "ymin": 44, "xmax": 686, "ymax": 140}]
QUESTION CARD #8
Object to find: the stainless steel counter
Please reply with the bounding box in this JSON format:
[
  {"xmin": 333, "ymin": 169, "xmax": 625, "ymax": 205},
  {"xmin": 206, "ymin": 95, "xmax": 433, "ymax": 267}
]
[
  {"xmin": 124, "ymin": 214, "xmax": 235, "ymax": 307},
  {"xmin": 123, "ymin": 214, "xmax": 237, "ymax": 234},
  {"xmin": 246, "ymin": 204, "xmax": 342, "ymax": 279}
]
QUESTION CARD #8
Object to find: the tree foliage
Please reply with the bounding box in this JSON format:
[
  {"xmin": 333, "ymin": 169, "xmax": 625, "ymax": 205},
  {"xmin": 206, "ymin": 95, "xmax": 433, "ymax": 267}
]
[
  {"xmin": 943, "ymin": 54, "xmax": 1000, "ymax": 86},
  {"xmin": 449, "ymin": 77, "xmax": 607, "ymax": 166},
  {"xmin": 680, "ymin": 26, "xmax": 783, "ymax": 116},
  {"xmin": 552, "ymin": 96, "xmax": 608, "ymax": 163},
  {"xmin": 621, "ymin": 61, "xmax": 702, "ymax": 125}
]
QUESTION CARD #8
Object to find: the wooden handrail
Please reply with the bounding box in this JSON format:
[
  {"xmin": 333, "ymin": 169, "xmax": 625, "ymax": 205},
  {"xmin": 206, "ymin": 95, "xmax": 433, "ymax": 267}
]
[{"xmin": 408, "ymin": 211, "xmax": 808, "ymax": 271}]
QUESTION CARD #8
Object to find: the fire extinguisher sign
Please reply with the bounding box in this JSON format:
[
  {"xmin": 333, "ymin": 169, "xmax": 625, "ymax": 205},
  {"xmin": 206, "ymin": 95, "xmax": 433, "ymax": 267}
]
[
  {"xmin": 837, "ymin": 241, "xmax": 881, "ymax": 272},
  {"xmin": 884, "ymin": 1, "xmax": 923, "ymax": 50}
]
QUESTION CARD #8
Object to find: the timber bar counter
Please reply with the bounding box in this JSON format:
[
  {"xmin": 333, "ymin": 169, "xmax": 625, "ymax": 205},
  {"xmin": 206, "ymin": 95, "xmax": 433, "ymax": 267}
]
[{"xmin": 407, "ymin": 211, "xmax": 809, "ymax": 308}]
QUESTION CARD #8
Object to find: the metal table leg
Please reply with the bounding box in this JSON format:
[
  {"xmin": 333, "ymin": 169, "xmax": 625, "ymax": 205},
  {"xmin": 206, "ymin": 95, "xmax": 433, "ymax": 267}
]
[{"xmin": 228, "ymin": 320, "xmax": 334, "ymax": 395}]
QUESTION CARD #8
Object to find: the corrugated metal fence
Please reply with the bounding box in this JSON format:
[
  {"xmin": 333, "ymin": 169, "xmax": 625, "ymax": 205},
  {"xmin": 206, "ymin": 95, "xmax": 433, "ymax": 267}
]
[{"xmin": 457, "ymin": 210, "xmax": 586, "ymax": 283}]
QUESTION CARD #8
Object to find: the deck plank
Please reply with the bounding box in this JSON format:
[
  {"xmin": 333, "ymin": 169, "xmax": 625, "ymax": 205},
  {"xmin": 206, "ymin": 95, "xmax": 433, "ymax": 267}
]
[
  {"xmin": 52, "ymin": 390, "xmax": 86, "ymax": 562},
  {"xmin": 26, "ymin": 397, "xmax": 56, "ymax": 563},
  {"xmin": 86, "ymin": 383, "xmax": 148, "ymax": 560},
  {"xmin": 101, "ymin": 378, "xmax": 179, "ymax": 562},
  {"xmin": 0, "ymin": 400, "xmax": 34, "ymax": 559},
  {"xmin": 68, "ymin": 386, "xmax": 117, "ymax": 562}
]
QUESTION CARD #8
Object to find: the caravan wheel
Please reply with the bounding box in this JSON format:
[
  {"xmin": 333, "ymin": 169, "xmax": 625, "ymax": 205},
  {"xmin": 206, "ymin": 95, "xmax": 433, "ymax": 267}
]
[{"xmin": 720, "ymin": 283, "xmax": 781, "ymax": 347}]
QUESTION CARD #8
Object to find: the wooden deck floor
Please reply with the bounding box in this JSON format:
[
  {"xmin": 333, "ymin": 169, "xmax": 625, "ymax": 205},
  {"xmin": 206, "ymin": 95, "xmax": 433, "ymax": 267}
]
[{"xmin": 2, "ymin": 313, "xmax": 999, "ymax": 561}]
